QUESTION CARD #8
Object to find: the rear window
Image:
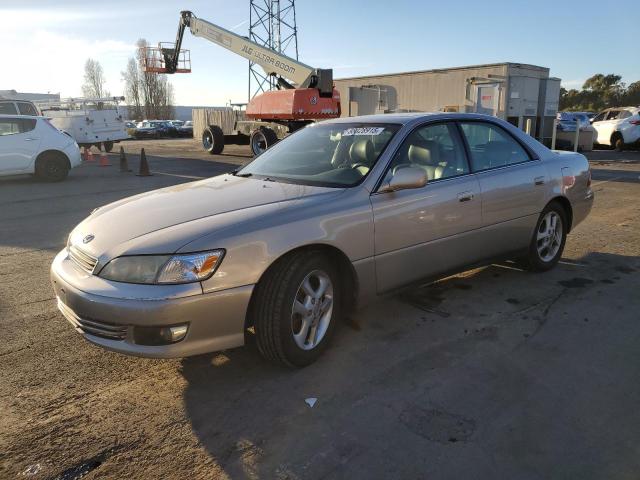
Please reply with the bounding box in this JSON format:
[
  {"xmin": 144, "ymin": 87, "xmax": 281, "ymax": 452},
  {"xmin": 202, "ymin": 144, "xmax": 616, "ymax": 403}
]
[
  {"xmin": 0, "ymin": 102, "xmax": 18, "ymax": 115},
  {"xmin": 17, "ymin": 102, "xmax": 38, "ymax": 116},
  {"xmin": 618, "ymin": 110, "xmax": 631, "ymax": 119}
]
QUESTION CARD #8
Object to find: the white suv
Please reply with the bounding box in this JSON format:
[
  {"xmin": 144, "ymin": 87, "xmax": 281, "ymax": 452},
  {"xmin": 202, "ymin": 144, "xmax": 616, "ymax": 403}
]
[
  {"xmin": 0, "ymin": 114, "xmax": 81, "ymax": 181},
  {"xmin": 591, "ymin": 106, "xmax": 640, "ymax": 151}
]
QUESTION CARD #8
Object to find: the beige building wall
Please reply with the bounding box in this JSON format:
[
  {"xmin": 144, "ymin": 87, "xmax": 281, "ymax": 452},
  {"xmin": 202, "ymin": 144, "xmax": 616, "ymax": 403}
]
[{"xmin": 334, "ymin": 63, "xmax": 551, "ymax": 123}]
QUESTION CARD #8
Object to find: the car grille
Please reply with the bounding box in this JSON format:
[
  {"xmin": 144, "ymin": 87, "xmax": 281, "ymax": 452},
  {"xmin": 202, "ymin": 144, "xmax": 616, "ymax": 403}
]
[
  {"xmin": 57, "ymin": 298, "xmax": 128, "ymax": 340},
  {"xmin": 68, "ymin": 245, "xmax": 98, "ymax": 273}
]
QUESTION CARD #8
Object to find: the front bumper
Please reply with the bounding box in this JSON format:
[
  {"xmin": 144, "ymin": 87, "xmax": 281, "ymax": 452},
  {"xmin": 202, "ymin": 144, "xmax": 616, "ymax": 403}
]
[{"xmin": 50, "ymin": 249, "xmax": 253, "ymax": 358}]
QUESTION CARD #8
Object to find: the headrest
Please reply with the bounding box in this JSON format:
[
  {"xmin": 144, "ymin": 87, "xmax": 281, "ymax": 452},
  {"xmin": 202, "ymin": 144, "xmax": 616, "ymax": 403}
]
[
  {"xmin": 408, "ymin": 140, "xmax": 439, "ymax": 165},
  {"xmin": 349, "ymin": 139, "xmax": 374, "ymax": 164}
]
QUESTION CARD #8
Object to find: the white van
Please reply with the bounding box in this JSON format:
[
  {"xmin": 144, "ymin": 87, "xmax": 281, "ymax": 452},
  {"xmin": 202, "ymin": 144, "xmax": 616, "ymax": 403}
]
[
  {"xmin": 38, "ymin": 97, "xmax": 129, "ymax": 152},
  {"xmin": 0, "ymin": 114, "xmax": 81, "ymax": 181}
]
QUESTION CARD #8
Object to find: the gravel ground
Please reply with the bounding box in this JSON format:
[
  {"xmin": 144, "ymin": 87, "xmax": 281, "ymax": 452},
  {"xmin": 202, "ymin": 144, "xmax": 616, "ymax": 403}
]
[{"xmin": 1, "ymin": 141, "xmax": 639, "ymax": 479}]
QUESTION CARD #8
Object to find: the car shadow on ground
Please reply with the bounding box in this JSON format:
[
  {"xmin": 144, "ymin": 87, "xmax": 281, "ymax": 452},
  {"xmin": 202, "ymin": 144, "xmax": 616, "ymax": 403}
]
[{"xmin": 180, "ymin": 251, "xmax": 640, "ymax": 479}]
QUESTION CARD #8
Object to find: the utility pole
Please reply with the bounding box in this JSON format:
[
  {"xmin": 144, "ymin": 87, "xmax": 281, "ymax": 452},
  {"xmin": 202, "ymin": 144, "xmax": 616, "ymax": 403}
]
[{"xmin": 248, "ymin": 0, "xmax": 299, "ymax": 101}]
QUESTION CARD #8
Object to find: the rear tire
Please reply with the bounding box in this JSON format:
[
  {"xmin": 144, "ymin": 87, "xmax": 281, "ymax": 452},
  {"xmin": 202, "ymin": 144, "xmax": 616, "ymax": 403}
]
[
  {"xmin": 203, "ymin": 126, "xmax": 225, "ymax": 154},
  {"xmin": 250, "ymin": 127, "xmax": 278, "ymax": 156},
  {"xmin": 523, "ymin": 201, "xmax": 567, "ymax": 272},
  {"xmin": 36, "ymin": 153, "xmax": 70, "ymax": 182},
  {"xmin": 251, "ymin": 251, "xmax": 341, "ymax": 367},
  {"xmin": 612, "ymin": 133, "xmax": 624, "ymax": 152}
]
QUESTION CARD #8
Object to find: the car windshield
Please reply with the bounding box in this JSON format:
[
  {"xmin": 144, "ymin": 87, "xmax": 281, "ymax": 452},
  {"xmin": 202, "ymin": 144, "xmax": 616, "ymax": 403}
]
[{"xmin": 237, "ymin": 123, "xmax": 401, "ymax": 187}]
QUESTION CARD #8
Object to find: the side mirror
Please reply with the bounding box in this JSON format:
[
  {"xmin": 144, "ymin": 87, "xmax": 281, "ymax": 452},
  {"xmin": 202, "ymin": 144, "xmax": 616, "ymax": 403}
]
[{"xmin": 379, "ymin": 166, "xmax": 428, "ymax": 193}]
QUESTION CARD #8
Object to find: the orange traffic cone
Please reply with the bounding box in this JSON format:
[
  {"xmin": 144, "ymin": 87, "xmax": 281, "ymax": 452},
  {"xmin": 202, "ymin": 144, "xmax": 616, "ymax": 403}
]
[
  {"xmin": 86, "ymin": 149, "xmax": 95, "ymax": 162},
  {"xmin": 136, "ymin": 148, "xmax": 152, "ymax": 176},
  {"xmin": 99, "ymin": 151, "xmax": 111, "ymax": 167}
]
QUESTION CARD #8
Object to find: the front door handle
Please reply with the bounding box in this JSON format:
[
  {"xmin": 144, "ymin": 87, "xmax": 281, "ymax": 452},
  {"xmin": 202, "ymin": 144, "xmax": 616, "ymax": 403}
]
[
  {"xmin": 24, "ymin": 138, "xmax": 39, "ymax": 141},
  {"xmin": 534, "ymin": 176, "xmax": 545, "ymax": 185},
  {"xmin": 457, "ymin": 191, "xmax": 474, "ymax": 202}
]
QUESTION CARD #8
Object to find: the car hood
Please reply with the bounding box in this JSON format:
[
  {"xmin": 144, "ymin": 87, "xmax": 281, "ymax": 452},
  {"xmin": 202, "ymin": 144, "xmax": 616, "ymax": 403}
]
[{"xmin": 69, "ymin": 174, "xmax": 343, "ymax": 261}]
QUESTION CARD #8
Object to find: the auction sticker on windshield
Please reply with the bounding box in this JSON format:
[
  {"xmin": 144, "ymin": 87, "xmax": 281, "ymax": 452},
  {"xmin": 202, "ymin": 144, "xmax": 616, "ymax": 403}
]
[{"xmin": 342, "ymin": 127, "xmax": 385, "ymax": 136}]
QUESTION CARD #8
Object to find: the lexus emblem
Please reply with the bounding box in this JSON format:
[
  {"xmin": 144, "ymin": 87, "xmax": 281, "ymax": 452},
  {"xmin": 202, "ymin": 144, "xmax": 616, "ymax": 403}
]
[{"xmin": 82, "ymin": 234, "xmax": 95, "ymax": 244}]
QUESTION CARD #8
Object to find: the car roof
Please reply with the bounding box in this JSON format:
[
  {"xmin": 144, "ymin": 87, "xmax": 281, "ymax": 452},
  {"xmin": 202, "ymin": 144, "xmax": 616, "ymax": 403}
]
[{"xmin": 322, "ymin": 112, "xmax": 509, "ymax": 126}]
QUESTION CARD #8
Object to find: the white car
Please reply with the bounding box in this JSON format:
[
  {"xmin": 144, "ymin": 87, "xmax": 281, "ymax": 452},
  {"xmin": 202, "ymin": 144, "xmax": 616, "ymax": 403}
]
[
  {"xmin": 0, "ymin": 114, "xmax": 82, "ymax": 181},
  {"xmin": 591, "ymin": 107, "xmax": 640, "ymax": 151}
]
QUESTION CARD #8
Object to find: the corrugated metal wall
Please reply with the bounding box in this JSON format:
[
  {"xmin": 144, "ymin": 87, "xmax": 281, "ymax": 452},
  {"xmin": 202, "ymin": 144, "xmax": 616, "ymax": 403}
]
[
  {"xmin": 334, "ymin": 63, "xmax": 552, "ymax": 122},
  {"xmin": 335, "ymin": 64, "xmax": 510, "ymax": 117}
]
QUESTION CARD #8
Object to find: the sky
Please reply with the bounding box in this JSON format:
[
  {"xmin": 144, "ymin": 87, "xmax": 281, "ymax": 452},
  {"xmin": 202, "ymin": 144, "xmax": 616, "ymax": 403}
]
[{"xmin": 1, "ymin": 0, "xmax": 639, "ymax": 106}]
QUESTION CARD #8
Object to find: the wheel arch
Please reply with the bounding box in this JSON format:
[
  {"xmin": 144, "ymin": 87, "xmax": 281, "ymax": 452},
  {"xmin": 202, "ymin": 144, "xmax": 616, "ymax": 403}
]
[
  {"xmin": 245, "ymin": 243, "xmax": 359, "ymax": 328},
  {"xmin": 547, "ymin": 196, "xmax": 573, "ymax": 232}
]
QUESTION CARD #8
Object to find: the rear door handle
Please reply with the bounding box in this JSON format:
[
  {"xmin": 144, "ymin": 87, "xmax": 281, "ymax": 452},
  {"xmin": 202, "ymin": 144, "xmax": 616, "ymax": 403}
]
[
  {"xmin": 457, "ymin": 191, "xmax": 474, "ymax": 202},
  {"xmin": 25, "ymin": 138, "xmax": 39, "ymax": 141},
  {"xmin": 534, "ymin": 176, "xmax": 545, "ymax": 185}
]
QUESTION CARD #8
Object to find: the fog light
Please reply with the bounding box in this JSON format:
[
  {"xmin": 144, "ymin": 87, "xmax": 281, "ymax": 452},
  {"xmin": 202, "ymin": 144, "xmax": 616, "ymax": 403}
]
[{"xmin": 134, "ymin": 324, "xmax": 189, "ymax": 346}]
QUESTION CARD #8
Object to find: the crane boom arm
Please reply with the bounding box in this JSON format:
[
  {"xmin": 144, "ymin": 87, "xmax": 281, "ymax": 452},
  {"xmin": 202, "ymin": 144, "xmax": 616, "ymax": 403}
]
[{"xmin": 188, "ymin": 14, "xmax": 315, "ymax": 87}]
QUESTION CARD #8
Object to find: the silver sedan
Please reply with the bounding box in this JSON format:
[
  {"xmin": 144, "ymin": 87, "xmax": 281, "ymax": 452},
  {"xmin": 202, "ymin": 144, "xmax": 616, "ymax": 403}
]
[{"xmin": 51, "ymin": 113, "xmax": 594, "ymax": 366}]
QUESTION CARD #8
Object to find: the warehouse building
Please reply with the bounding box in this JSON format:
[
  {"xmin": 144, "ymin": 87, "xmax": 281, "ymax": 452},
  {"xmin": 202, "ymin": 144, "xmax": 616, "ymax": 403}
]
[
  {"xmin": 0, "ymin": 90, "xmax": 60, "ymax": 103},
  {"xmin": 334, "ymin": 62, "xmax": 560, "ymax": 145}
]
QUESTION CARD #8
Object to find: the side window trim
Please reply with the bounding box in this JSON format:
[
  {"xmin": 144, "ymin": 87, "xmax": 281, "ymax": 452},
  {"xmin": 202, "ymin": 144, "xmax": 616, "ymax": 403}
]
[
  {"xmin": 455, "ymin": 119, "xmax": 538, "ymax": 174},
  {"xmin": 373, "ymin": 120, "xmax": 472, "ymax": 193}
]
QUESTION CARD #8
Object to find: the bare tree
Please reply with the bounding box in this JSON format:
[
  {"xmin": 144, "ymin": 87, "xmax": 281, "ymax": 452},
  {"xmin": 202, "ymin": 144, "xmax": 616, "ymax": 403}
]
[
  {"xmin": 122, "ymin": 58, "xmax": 142, "ymax": 120},
  {"xmin": 82, "ymin": 59, "xmax": 110, "ymax": 98}
]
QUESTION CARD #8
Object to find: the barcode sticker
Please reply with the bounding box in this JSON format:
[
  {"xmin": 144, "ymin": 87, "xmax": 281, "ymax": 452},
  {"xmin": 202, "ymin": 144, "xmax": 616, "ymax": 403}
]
[{"xmin": 342, "ymin": 127, "xmax": 385, "ymax": 136}]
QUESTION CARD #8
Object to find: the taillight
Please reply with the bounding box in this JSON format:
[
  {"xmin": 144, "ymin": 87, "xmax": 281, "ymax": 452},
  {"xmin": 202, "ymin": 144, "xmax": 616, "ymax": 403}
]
[{"xmin": 629, "ymin": 119, "xmax": 640, "ymax": 125}]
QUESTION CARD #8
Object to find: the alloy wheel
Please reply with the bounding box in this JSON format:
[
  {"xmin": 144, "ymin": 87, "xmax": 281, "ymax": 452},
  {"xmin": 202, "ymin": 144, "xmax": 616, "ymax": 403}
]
[
  {"xmin": 536, "ymin": 211, "xmax": 563, "ymax": 262},
  {"xmin": 291, "ymin": 270, "xmax": 334, "ymax": 350}
]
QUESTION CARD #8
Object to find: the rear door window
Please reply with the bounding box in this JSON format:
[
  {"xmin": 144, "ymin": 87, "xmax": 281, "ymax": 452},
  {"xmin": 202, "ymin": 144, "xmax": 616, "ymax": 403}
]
[
  {"xmin": 0, "ymin": 102, "xmax": 18, "ymax": 115},
  {"xmin": 606, "ymin": 110, "xmax": 622, "ymax": 120},
  {"xmin": 17, "ymin": 102, "xmax": 38, "ymax": 116},
  {"xmin": 459, "ymin": 122, "xmax": 531, "ymax": 172},
  {"xmin": 0, "ymin": 118, "xmax": 36, "ymax": 136},
  {"xmin": 592, "ymin": 111, "xmax": 606, "ymax": 122}
]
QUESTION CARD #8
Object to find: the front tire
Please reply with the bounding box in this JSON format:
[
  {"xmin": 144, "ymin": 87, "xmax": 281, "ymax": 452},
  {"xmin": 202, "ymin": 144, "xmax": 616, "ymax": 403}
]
[
  {"xmin": 524, "ymin": 202, "xmax": 567, "ymax": 272},
  {"xmin": 252, "ymin": 251, "xmax": 341, "ymax": 367},
  {"xmin": 103, "ymin": 141, "xmax": 114, "ymax": 153},
  {"xmin": 250, "ymin": 127, "xmax": 278, "ymax": 156}
]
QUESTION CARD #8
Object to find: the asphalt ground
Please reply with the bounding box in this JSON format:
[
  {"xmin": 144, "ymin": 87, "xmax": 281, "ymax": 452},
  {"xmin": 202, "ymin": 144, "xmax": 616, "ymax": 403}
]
[{"xmin": 1, "ymin": 140, "xmax": 639, "ymax": 479}]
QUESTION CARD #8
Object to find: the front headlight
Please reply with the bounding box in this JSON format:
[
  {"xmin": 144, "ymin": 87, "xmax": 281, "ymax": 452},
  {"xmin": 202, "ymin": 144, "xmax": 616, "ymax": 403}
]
[{"xmin": 98, "ymin": 250, "xmax": 224, "ymax": 284}]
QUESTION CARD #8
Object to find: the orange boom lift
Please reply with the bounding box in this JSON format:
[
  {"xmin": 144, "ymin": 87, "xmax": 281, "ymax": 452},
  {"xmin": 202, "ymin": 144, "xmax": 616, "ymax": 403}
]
[{"xmin": 140, "ymin": 11, "xmax": 340, "ymax": 155}]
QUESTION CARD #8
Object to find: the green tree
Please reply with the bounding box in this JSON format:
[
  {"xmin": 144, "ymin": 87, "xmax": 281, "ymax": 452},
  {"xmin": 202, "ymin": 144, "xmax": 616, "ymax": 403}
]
[{"xmin": 560, "ymin": 73, "xmax": 637, "ymax": 111}]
